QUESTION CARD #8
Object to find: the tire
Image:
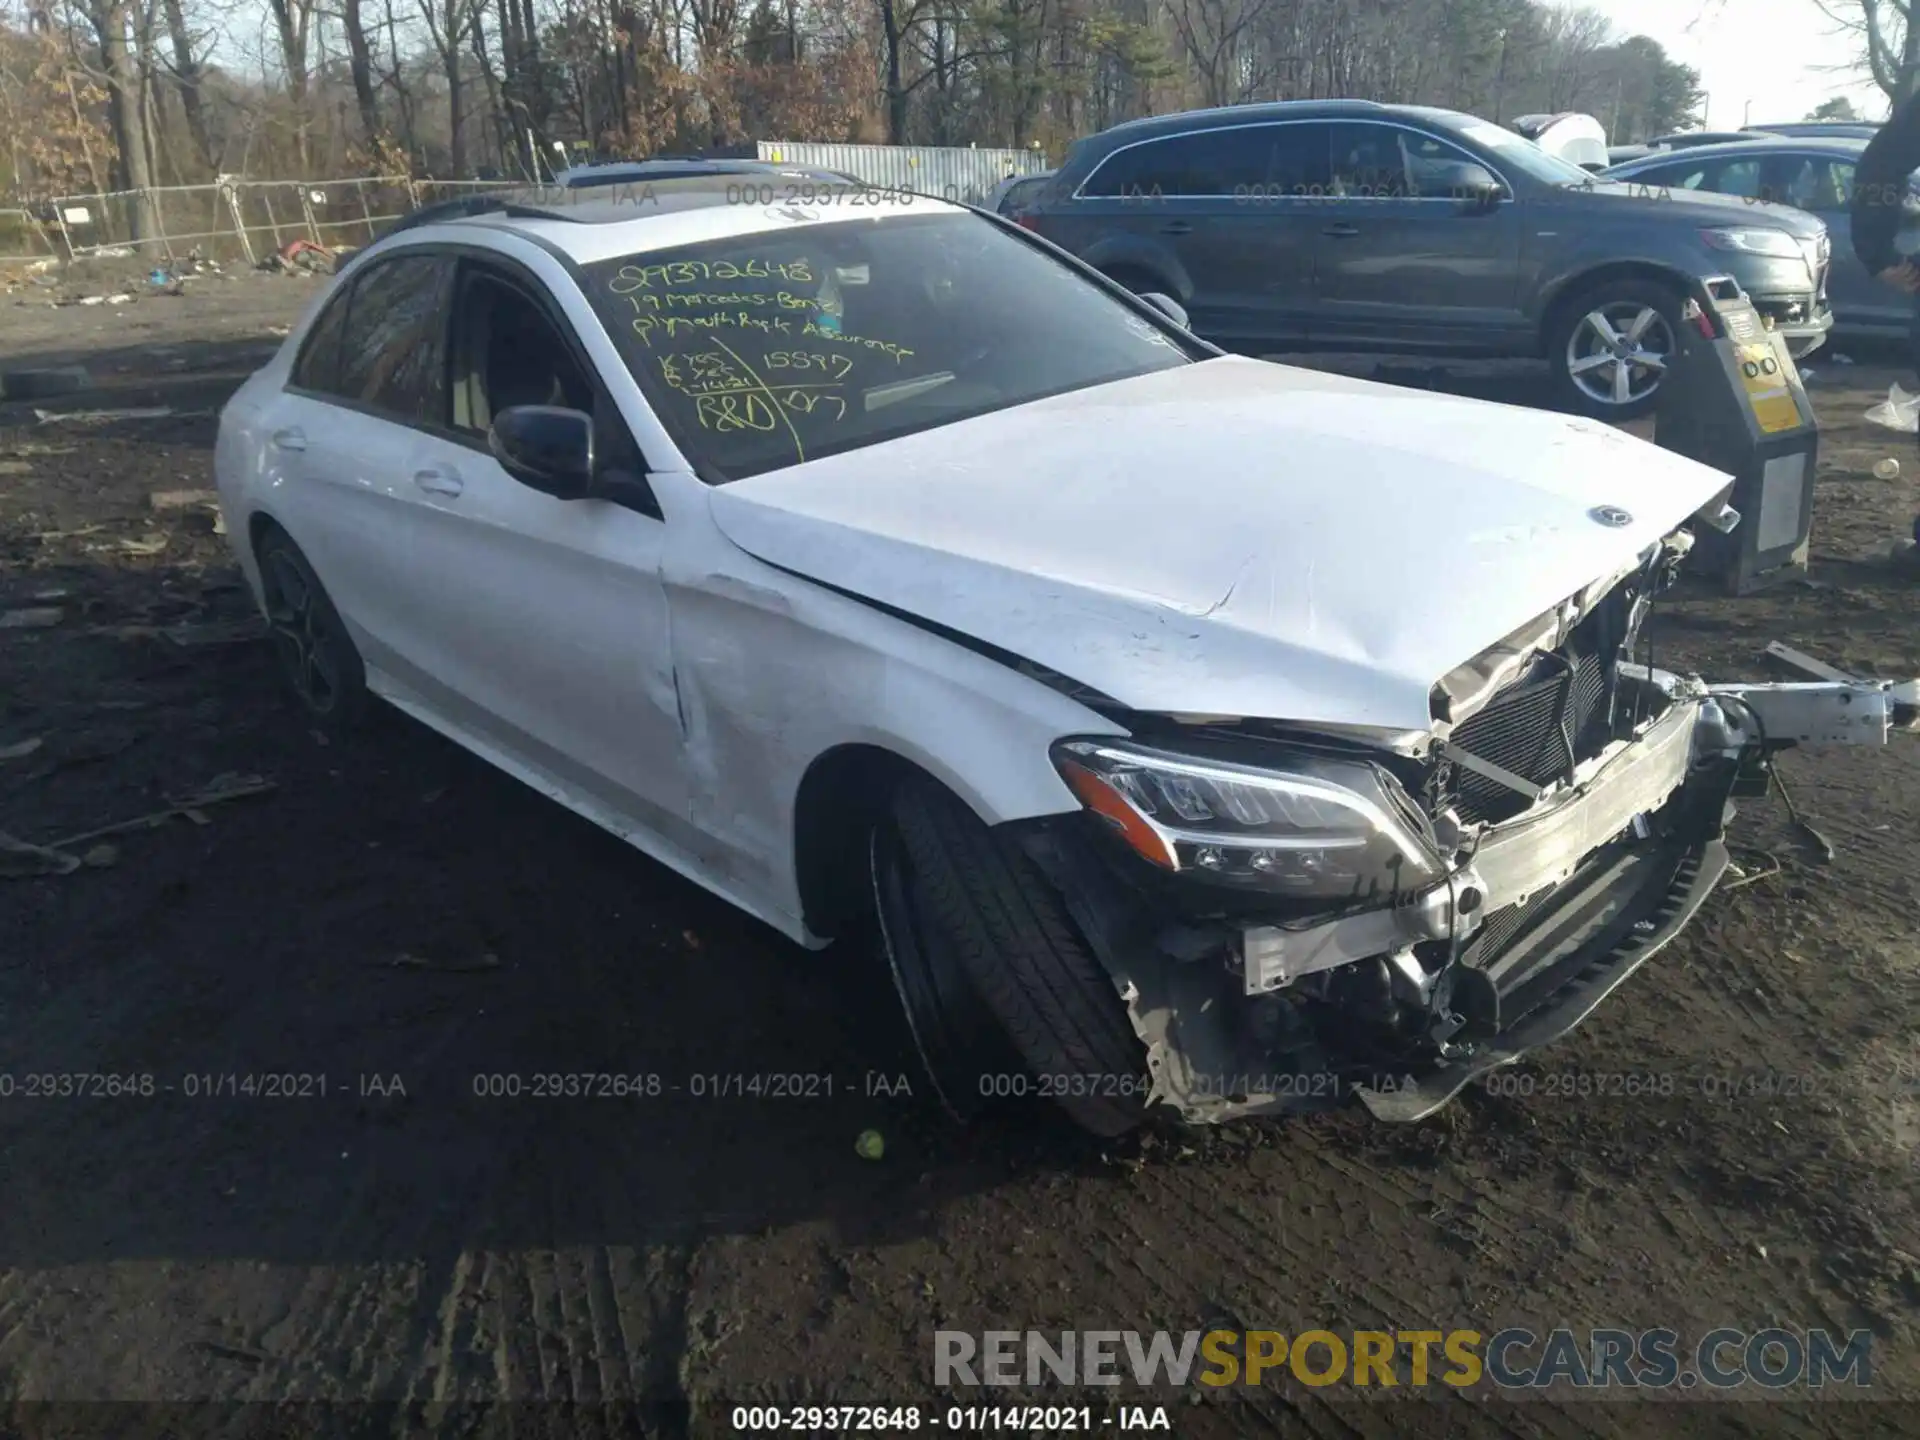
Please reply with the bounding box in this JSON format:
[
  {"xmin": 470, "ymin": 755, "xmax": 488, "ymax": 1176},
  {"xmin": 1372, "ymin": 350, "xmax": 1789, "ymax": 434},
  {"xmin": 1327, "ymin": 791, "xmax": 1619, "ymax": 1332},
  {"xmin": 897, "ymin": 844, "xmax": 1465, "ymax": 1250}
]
[
  {"xmin": 1547, "ymin": 278, "xmax": 1683, "ymax": 421},
  {"xmin": 255, "ymin": 526, "xmax": 370, "ymax": 732},
  {"xmin": 872, "ymin": 776, "xmax": 1147, "ymax": 1137}
]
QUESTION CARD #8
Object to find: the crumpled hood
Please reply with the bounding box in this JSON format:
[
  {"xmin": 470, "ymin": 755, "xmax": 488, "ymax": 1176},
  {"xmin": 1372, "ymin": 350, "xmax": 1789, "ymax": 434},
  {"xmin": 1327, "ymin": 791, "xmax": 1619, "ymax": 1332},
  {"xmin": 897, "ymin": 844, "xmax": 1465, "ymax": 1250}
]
[{"xmin": 706, "ymin": 356, "xmax": 1731, "ymax": 731}]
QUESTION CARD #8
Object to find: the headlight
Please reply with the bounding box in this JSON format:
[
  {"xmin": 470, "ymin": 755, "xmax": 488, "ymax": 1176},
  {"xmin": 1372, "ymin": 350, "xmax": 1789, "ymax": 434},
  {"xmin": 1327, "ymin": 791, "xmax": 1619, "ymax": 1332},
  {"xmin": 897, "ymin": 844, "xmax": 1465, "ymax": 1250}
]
[
  {"xmin": 1700, "ymin": 227, "xmax": 1803, "ymax": 260},
  {"xmin": 1052, "ymin": 739, "xmax": 1447, "ymax": 900}
]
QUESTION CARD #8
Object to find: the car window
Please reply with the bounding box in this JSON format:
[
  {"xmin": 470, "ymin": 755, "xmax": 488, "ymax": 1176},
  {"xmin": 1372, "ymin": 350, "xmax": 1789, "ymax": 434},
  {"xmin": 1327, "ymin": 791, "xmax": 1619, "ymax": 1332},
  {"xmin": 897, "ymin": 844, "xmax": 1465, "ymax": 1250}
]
[
  {"xmin": 1329, "ymin": 124, "xmax": 1411, "ymax": 198},
  {"xmin": 1265, "ymin": 124, "xmax": 1330, "ymax": 193},
  {"xmin": 1765, "ymin": 156, "xmax": 1851, "ymax": 211},
  {"xmin": 1711, "ymin": 158, "xmax": 1765, "ymax": 200},
  {"xmin": 291, "ymin": 284, "xmax": 350, "ymax": 393},
  {"xmin": 334, "ymin": 253, "xmax": 452, "ymax": 422},
  {"xmin": 1399, "ymin": 129, "xmax": 1500, "ymax": 198},
  {"xmin": 1082, "ymin": 128, "xmax": 1275, "ymax": 198},
  {"xmin": 451, "ymin": 273, "xmax": 596, "ymax": 434},
  {"xmin": 581, "ymin": 211, "xmax": 1195, "ymax": 481}
]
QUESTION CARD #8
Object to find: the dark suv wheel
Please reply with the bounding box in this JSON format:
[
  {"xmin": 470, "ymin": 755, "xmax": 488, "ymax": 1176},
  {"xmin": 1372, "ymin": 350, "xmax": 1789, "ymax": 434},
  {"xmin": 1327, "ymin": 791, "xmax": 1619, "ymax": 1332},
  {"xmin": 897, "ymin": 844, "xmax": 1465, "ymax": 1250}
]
[{"xmin": 1547, "ymin": 278, "xmax": 1682, "ymax": 420}]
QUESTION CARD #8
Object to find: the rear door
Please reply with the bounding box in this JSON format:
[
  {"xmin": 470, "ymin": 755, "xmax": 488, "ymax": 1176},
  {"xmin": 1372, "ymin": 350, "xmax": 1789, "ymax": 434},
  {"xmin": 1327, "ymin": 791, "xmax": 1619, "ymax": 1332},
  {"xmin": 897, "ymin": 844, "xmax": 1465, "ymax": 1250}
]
[
  {"xmin": 1312, "ymin": 121, "xmax": 1526, "ymax": 348},
  {"xmin": 1066, "ymin": 126, "xmax": 1323, "ymax": 345},
  {"xmin": 272, "ymin": 250, "xmax": 456, "ymax": 673}
]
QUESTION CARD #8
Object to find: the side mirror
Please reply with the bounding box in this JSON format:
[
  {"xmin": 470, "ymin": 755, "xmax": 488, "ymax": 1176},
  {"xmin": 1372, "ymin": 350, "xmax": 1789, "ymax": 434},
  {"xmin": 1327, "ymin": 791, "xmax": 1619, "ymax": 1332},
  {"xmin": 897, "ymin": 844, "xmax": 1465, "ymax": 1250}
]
[
  {"xmin": 1453, "ymin": 164, "xmax": 1506, "ymax": 206},
  {"xmin": 1138, "ymin": 291, "xmax": 1189, "ymax": 329},
  {"xmin": 489, "ymin": 405, "xmax": 595, "ymax": 499}
]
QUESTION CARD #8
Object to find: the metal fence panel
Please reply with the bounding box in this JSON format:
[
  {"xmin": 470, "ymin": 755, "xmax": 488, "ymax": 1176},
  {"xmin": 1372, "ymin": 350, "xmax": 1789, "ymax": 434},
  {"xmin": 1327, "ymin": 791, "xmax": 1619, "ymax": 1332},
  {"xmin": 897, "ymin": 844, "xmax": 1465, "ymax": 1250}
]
[
  {"xmin": 28, "ymin": 149, "xmax": 1046, "ymax": 265},
  {"xmin": 0, "ymin": 206, "xmax": 55, "ymax": 259},
  {"xmin": 755, "ymin": 142, "xmax": 1048, "ymax": 206}
]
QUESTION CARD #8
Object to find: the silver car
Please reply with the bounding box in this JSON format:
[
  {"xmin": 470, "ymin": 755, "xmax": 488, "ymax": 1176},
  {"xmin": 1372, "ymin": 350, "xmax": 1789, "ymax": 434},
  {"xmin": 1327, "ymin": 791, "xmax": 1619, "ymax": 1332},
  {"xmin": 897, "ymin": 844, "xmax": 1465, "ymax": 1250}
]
[{"xmin": 1603, "ymin": 136, "xmax": 1907, "ymax": 342}]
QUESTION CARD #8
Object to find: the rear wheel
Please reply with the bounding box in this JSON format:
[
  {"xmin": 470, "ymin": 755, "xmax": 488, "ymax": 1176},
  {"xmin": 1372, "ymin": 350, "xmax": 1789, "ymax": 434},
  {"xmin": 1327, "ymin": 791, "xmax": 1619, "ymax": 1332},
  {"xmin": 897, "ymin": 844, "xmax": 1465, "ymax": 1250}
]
[
  {"xmin": 256, "ymin": 526, "xmax": 370, "ymax": 732},
  {"xmin": 1547, "ymin": 279, "xmax": 1682, "ymax": 420},
  {"xmin": 870, "ymin": 776, "xmax": 1148, "ymax": 1137}
]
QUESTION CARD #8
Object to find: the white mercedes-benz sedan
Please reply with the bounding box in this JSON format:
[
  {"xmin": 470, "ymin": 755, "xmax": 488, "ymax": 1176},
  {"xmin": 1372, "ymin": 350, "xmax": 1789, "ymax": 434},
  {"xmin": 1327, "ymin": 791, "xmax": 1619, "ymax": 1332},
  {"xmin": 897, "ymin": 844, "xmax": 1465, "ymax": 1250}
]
[{"xmin": 215, "ymin": 175, "xmax": 1899, "ymax": 1135}]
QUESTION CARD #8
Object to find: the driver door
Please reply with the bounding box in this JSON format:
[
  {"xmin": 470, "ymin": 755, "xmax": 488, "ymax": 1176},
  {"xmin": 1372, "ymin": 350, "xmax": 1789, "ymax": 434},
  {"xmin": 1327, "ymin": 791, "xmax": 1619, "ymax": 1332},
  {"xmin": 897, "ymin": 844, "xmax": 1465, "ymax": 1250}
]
[{"xmin": 393, "ymin": 254, "xmax": 693, "ymax": 848}]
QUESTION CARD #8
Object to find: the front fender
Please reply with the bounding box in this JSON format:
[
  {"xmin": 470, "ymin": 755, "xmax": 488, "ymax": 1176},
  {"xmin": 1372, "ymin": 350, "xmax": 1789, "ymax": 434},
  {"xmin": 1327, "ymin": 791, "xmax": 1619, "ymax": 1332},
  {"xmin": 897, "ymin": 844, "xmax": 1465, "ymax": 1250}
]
[
  {"xmin": 1532, "ymin": 252, "xmax": 1697, "ymax": 330},
  {"xmin": 661, "ymin": 516, "xmax": 1127, "ymax": 940}
]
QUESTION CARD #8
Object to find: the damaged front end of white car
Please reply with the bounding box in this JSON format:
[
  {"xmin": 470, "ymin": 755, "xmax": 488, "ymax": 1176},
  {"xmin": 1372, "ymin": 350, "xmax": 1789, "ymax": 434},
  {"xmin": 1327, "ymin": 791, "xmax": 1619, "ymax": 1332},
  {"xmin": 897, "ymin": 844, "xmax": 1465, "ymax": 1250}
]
[{"xmin": 1006, "ymin": 523, "xmax": 1907, "ymax": 1126}]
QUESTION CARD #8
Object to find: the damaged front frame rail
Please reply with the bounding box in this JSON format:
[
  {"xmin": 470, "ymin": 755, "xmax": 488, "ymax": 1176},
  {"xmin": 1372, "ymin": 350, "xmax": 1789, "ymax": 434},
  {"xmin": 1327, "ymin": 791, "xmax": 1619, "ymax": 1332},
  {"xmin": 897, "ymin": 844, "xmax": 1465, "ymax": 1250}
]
[{"xmin": 1023, "ymin": 669, "xmax": 1905, "ymax": 1128}]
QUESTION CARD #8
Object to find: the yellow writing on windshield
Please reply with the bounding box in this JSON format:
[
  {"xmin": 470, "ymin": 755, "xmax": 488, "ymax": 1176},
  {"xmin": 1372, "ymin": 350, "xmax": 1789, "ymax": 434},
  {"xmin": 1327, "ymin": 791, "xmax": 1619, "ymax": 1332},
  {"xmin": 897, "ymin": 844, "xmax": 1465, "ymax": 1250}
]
[
  {"xmin": 608, "ymin": 258, "xmax": 815, "ymax": 293},
  {"xmin": 798, "ymin": 320, "xmax": 914, "ymax": 364},
  {"xmin": 658, "ymin": 349, "xmax": 850, "ymax": 446},
  {"xmin": 624, "ymin": 290, "xmax": 820, "ymax": 314},
  {"xmin": 632, "ymin": 310, "xmax": 800, "ymax": 346}
]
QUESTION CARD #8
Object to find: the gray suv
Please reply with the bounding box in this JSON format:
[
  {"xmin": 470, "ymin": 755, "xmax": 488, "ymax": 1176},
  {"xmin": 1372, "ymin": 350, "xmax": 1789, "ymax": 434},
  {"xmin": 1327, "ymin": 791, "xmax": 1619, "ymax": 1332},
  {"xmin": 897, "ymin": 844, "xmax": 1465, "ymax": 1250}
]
[{"xmin": 1023, "ymin": 100, "xmax": 1834, "ymax": 418}]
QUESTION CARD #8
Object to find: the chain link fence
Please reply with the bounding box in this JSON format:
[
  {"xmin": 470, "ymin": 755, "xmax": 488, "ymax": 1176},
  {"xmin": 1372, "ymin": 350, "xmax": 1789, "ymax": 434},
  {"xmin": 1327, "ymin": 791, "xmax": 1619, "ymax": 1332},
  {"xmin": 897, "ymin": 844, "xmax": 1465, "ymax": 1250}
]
[
  {"xmin": 14, "ymin": 147, "xmax": 1039, "ymax": 263},
  {"xmin": 26, "ymin": 175, "xmax": 515, "ymax": 264}
]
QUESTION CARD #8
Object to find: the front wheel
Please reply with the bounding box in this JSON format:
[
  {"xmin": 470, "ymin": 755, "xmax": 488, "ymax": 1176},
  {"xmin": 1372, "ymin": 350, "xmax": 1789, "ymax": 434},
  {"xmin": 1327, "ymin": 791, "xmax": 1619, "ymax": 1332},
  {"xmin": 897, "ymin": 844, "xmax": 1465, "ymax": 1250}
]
[
  {"xmin": 870, "ymin": 777, "xmax": 1148, "ymax": 1137},
  {"xmin": 1547, "ymin": 279, "xmax": 1681, "ymax": 420}
]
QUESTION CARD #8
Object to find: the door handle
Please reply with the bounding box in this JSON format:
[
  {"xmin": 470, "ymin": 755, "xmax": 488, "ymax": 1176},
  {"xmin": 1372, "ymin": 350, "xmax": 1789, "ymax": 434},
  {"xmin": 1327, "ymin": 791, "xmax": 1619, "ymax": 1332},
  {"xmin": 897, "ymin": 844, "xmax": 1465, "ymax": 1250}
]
[
  {"xmin": 1322, "ymin": 223, "xmax": 1360, "ymax": 238},
  {"xmin": 269, "ymin": 427, "xmax": 307, "ymax": 452},
  {"xmin": 413, "ymin": 467, "xmax": 464, "ymax": 497},
  {"xmin": 1159, "ymin": 221, "xmax": 1194, "ymax": 236}
]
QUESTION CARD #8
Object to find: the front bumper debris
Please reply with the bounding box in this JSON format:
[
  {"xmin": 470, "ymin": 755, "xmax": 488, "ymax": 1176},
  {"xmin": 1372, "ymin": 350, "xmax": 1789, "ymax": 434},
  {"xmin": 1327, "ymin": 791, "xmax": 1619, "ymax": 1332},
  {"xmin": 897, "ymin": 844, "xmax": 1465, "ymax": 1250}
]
[{"xmin": 1025, "ymin": 670, "xmax": 1901, "ymax": 1127}]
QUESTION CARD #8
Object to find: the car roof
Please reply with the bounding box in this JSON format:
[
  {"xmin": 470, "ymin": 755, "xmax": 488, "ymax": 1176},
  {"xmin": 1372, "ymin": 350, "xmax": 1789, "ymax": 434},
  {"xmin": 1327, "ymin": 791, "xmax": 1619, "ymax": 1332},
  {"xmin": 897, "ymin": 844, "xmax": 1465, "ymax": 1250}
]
[
  {"xmin": 375, "ymin": 177, "xmax": 965, "ymax": 264},
  {"xmin": 556, "ymin": 158, "xmax": 851, "ymax": 186},
  {"xmin": 1083, "ymin": 97, "xmax": 1449, "ymax": 141},
  {"xmin": 1606, "ymin": 135, "xmax": 1867, "ymax": 168}
]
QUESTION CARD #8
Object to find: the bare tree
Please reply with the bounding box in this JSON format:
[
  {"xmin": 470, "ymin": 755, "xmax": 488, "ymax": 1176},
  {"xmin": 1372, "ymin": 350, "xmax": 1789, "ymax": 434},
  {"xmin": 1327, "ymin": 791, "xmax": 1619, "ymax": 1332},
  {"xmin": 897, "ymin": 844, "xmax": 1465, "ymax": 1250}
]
[
  {"xmin": 419, "ymin": 0, "xmax": 479, "ymax": 173},
  {"xmin": 334, "ymin": 0, "xmax": 385, "ymax": 146},
  {"xmin": 266, "ymin": 0, "xmax": 316, "ymax": 167},
  {"xmin": 1814, "ymin": 0, "xmax": 1919, "ymax": 101},
  {"xmin": 1167, "ymin": 0, "xmax": 1274, "ymax": 108},
  {"xmin": 73, "ymin": 0, "xmax": 159, "ymax": 233}
]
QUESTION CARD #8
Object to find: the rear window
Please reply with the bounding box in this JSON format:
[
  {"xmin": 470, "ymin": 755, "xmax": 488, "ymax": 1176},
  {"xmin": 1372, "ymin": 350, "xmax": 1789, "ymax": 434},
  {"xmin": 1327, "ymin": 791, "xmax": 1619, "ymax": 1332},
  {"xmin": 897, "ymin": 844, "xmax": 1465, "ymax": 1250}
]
[{"xmin": 582, "ymin": 212, "xmax": 1195, "ymax": 481}]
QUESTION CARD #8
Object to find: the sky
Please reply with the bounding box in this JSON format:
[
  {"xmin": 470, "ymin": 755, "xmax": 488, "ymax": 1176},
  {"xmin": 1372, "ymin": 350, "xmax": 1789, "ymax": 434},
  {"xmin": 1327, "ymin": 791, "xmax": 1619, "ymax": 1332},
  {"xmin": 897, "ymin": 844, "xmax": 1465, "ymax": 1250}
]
[{"xmin": 1561, "ymin": 0, "xmax": 1891, "ymax": 129}]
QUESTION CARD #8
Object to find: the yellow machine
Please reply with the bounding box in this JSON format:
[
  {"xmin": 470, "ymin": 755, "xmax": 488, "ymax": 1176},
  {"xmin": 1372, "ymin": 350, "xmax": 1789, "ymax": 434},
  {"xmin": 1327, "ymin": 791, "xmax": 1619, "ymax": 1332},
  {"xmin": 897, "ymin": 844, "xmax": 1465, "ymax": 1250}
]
[{"xmin": 1653, "ymin": 276, "xmax": 1821, "ymax": 594}]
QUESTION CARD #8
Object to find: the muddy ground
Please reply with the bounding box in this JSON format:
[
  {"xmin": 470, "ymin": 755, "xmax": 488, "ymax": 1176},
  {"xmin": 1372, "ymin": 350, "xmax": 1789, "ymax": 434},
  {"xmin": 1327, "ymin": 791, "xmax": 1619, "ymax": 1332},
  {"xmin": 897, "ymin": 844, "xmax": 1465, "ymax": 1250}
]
[{"xmin": 2, "ymin": 263, "xmax": 1919, "ymax": 1438}]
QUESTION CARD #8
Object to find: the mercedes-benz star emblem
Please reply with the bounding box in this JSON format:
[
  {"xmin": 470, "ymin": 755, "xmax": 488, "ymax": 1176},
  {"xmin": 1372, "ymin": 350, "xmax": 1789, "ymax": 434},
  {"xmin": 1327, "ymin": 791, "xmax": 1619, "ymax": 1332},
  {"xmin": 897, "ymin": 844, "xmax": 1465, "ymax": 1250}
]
[{"xmin": 1588, "ymin": 505, "xmax": 1634, "ymax": 528}]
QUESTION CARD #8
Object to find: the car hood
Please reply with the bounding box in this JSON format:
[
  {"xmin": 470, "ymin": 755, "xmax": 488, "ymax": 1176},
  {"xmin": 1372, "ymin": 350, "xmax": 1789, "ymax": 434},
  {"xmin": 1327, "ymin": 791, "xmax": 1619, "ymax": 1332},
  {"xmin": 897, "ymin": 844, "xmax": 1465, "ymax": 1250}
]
[
  {"xmin": 705, "ymin": 357, "xmax": 1732, "ymax": 732},
  {"xmin": 1570, "ymin": 180, "xmax": 1828, "ymax": 237}
]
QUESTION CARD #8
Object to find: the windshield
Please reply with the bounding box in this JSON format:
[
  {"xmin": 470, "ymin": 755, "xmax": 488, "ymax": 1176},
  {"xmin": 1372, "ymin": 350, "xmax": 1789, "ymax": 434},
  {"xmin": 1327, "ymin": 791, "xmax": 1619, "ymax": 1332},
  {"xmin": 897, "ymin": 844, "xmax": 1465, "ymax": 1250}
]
[
  {"xmin": 581, "ymin": 211, "xmax": 1194, "ymax": 481},
  {"xmin": 1448, "ymin": 117, "xmax": 1603, "ymax": 186}
]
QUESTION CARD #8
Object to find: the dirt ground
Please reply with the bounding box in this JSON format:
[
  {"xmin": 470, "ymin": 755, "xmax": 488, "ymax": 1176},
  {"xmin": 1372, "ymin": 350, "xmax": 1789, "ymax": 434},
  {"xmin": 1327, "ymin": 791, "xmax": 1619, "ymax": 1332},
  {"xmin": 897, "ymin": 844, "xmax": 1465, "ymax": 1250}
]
[{"xmin": 2, "ymin": 262, "xmax": 1919, "ymax": 1439}]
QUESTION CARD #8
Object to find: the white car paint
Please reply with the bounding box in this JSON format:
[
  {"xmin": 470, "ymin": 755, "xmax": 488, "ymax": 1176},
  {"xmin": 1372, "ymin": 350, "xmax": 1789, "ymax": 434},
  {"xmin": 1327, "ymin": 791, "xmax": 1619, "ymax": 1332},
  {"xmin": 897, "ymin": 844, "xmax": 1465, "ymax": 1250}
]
[
  {"xmin": 216, "ymin": 198, "xmax": 1738, "ymax": 952},
  {"xmin": 712, "ymin": 356, "xmax": 1729, "ymax": 732}
]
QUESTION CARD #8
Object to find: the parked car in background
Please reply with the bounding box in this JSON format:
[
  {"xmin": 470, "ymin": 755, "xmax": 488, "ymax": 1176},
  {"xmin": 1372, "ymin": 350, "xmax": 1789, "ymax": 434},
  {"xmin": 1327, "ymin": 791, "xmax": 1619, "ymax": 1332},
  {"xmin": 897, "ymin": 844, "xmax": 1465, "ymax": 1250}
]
[
  {"xmin": 1021, "ymin": 99, "xmax": 1833, "ymax": 418},
  {"xmin": 1607, "ymin": 144, "xmax": 1655, "ymax": 166},
  {"xmin": 1509, "ymin": 113, "xmax": 1608, "ymax": 171},
  {"xmin": 986, "ymin": 170, "xmax": 1054, "ymax": 218},
  {"xmin": 1602, "ymin": 136, "xmax": 1908, "ymax": 342},
  {"xmin": 557, "ymin": 159, "xmax": 855, "ymax": 188},
  {"xmin": 1646, "ymin": 130, "xmax": 1770, "ymax": 150},
  {"xmin": 1744, "ymin": 121, "xmax": 1881, "ymax": 140}
]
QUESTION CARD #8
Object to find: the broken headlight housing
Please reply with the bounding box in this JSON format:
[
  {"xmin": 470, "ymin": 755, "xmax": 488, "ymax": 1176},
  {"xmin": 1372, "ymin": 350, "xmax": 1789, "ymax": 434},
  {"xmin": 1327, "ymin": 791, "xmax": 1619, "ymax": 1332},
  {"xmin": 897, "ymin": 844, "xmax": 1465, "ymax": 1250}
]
[{"xmin": 1052, "ymin": 739, "xmax": 1446, "ymax": 901}]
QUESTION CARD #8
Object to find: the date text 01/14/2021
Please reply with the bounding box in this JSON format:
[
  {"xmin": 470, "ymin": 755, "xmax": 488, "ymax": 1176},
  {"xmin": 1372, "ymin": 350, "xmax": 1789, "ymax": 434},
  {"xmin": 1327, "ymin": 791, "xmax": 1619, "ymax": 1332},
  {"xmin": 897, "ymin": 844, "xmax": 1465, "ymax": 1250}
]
[
  {"xmin": 466, "ymin": 1071, "xmax": 917, "ymax": 1099},
  {"xmin": 728, "ymin": 1404, "xmax": 1173, "ymax": 1431},
  {"xmin": 0, "ymin": 1073, "xmax": 405, "ymax": 1099}
]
